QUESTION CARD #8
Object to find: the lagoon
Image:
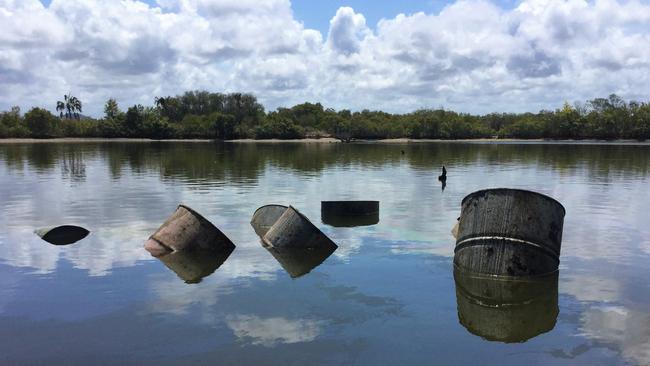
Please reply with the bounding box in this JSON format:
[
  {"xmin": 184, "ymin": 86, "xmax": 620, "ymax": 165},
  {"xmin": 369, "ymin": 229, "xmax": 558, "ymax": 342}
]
[{"xmin": 1, "ymin": 141, "xmax": 650, "ymax": 365}]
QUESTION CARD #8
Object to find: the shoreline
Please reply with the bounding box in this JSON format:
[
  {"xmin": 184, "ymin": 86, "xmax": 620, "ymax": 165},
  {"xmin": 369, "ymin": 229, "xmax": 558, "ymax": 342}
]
[{"xmin": 0, "ymin": 137, "xmax": 648, "ymax": 145}]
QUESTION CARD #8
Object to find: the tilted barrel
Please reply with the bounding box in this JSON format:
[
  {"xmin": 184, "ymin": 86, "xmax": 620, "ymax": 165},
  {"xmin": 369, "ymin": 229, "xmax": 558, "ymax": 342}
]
[
  {"xmin": 263, "ymin": 206, "xmax": 338, "ymax": 250},
  {"xmin": 454, "ymin": 189, "xmax": 565, "ymax": 277},
  {"xmin": 250, "ymin": 204, "xmax": 288, "ymax": 237},
  {"xmin": 454, "ymin": 268, "xmax": 558, "ymax": 343},
  {"xmin": 144, "ymin": 204, "xmax": 235, "ymax": 256}
]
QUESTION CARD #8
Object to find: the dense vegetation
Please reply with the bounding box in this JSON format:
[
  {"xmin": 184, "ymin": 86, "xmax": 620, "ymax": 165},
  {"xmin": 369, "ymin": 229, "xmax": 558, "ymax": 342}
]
[{"xmin": 1, "ymin": 92, "xmax": 649, "ymax": 140}]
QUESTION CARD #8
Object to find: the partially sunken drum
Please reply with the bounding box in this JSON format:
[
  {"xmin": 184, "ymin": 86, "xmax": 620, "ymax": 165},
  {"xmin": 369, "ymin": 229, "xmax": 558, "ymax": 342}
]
[
  {"xmin": 157, "ymin": 247, "xmax": 234, "ymax": 284},
  {"xmin": 35, "ymin": 225, "xmax": 89, "ymax": 245},
  {"xmin": 263, "ymin": 206, "xmax": 337, "ymax": 250},
  {"xmin": 454, "ymin": 189, "xmax": 565, "ymax": 277},
  {"xmin": 250, "ymin": 204, "xmax": 288, "ymax": 237},
  {"xmin": 454, "ymin": 268, "xmax": 558, "ymax": 343},
  {"xmin": 321, "ymin": 201, "xmax": 379, "ymax": 217},
  {"xmin": 145, "ymin": 204, "xmax": 235, "ymax": 256}
]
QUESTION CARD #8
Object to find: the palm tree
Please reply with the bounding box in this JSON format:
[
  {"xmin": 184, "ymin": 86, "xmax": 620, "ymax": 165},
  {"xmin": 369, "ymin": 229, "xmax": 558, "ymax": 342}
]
[
  {"xmin": 69, "ymin": 96, "xmax": 82, "ymax": 119},
  {"xmin": 56, "ymin": 101, "xmax": 65, "ymax": 118},
  {"xmin": 57, "ymin": 94, "xmax": 83, "ymax": 119}
]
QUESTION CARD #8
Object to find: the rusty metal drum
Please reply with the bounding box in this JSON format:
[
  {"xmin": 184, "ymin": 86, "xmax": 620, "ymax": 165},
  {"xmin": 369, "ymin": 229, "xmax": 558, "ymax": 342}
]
[
  {"xmin": 250, "ymin": 204, "xmax": 288, "ymax": 237},
  {"xmin": 144, "ymin": 204, "xmax": 235, "ymax": 256},
  {"xmin": 454, "ymin": 189, "xmax": 565, "ymax": 277},
  {"xmin": 263, "ymin": 206, "xmax": 337, "ymax": 250}
]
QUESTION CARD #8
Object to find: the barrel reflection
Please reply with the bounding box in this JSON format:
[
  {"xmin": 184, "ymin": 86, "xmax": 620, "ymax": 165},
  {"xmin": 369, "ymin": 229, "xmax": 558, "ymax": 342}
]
[
  {"xmin": 265, "ymin": 245, "xmax": 337, "ymax": 279},
  {"xmin": 321, "ymin": 212, "xmax": 379, "ymax": 227},
  {"xmin": 155, "ymin": 247, "xmax": 234, "ymax": 284},
  {"xmin": 454, "ymin": 268, "xmax": 559, "ymax": 343}
]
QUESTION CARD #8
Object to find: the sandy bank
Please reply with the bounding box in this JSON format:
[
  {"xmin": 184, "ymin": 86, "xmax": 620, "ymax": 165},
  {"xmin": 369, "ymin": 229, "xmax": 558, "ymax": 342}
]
[{"xmin": 1, "ymin": 137, "xmax": 648, "ymax": 145}]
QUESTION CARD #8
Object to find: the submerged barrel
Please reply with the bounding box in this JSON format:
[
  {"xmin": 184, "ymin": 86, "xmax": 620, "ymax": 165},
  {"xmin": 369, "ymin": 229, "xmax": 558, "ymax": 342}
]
[
  {"xmin": 454, "ymin": 189, "xmax": 565, "ymax": 277},
  {"xmin": 321, "ymin": 201, "xmax": 379, "ymax": 217},
  {"xmin": 263, "ymin": 206, "xmax": 338, "ymax": 250},
  {"xmin": 144, "ymin": 204, "xmax": 235, "ymax": 257},
  {"xmin": 454, "ymin": 268, "xmax": 558, "ymax": 343},
  {"xmin": 35, "ymin": 225, "xmax": 89, "ymax": 245},
  {"xmin": 250, "ymin": 204, "xmax": 288, "ymax": 237},
  {"xmin": 321, "ymin": 201, "xmax": 379, "ymax": 227}
]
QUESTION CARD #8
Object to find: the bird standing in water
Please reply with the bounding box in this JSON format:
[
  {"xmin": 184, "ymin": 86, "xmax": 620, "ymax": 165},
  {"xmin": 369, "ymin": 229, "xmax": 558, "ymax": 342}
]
[
  {"xmin": 438, "ymin": 166, "xmax": 447, "ymax": 181},
  {"xmin": 438, "ymin": 166, "xmax": 447, "ymax": 191}
]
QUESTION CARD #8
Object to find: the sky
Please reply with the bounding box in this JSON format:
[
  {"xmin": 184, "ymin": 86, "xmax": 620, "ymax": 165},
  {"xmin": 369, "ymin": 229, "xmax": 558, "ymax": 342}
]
[{"xmin": 2, "ymin": 0, "xmax": 650, "ymax": 116}]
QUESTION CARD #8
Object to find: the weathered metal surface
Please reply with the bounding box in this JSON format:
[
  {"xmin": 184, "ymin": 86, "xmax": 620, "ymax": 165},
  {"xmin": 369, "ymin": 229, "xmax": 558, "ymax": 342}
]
[
  {"xmin": 265, "ymin": 245, "xmax": 337, "ymax": 278},
  {"xmin": 156, "ymin": 246, "xmax": 234, "ymax": 284},
  {"xmin": 321, "ymin": 201, "xmax": 379, "ymax": 217},
  {"xmin": 145, "ymin": 204, "xmax": 235, "ymax": 256},
  {"xmin": 454, "ymin": 188, "xmax": 565, "ymax": 277},
  {"xmin": 263, "ymin": 206, "xmax": 338, "ymax": 250},
  {"xmin": 35, "ymin": 225, "xmax": 89, "ymax": 245},
  {"xmin": 250, "ymin": 204, "xmax": 288, "ymax": 237},
  {"xmin": 454, "ymin": 268, "xmax": 558, "ymax": 343}
]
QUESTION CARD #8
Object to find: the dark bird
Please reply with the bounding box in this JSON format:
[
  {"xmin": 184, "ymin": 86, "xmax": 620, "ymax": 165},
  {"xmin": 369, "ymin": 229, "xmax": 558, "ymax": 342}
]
[
  {"xmin": 401, "ymin": 150, "xmax": 405, "ymax": 155},
  {"xmin": 438, "ymin": 166, "xmax": 447, "ymax": 182},
  {"xmin": 438, "ymin": 166, "xmax": 447, "ymax": 191}
]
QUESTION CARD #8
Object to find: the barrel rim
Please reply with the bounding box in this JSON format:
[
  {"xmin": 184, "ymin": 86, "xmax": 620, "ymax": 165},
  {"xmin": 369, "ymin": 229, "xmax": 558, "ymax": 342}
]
[
  {"xmin": 177, "ymin": 204, "xmax": 214, "ymax": 225},
  {"xmin": 253, "ymin": 204, "xmax": 288, "ymax": 216},
  {"xmin": 37, "ymin": 225, "xmax": 90, "ymax": 235},
  {"xmin": 321, "ymin": 200, "xmax": 379, "ymax": 205},
  {"xmin": 461, "ymin": 188, "xmax": 566, "ymax": 215}
]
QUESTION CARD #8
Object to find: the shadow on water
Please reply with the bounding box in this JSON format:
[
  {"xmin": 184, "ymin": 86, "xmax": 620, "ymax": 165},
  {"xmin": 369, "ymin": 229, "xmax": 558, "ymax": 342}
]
[
  {"xmin": 454, "ymin": 268, "xmax": 559, "ymax": 343},
  {"xmin": 154, "ymin": 247, "xmax": 234, "ymax": 284}
]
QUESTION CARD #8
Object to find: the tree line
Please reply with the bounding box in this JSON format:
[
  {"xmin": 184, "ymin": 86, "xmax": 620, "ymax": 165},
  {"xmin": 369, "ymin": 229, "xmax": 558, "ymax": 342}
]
[{"xmin": 1, "ymin": 91, "xmax": 649, "ymax": 140}]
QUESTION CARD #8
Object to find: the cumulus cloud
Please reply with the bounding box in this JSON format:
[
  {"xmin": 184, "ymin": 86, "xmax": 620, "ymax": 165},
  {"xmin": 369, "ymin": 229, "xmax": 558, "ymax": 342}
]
[
  {"xmin": 226, "ymin": 314, "xmax": 321, "ymax": 347},
  {"xmin": 327, "ymin": 7, "xmax": 369, "ymax": 55},
  {"xmin": 0, "ymin": 0, "xmax": 649, "ymax": 115},
  {"xmin": 580, "ymin": 305, "xmax": 650, "ymax": 365}
]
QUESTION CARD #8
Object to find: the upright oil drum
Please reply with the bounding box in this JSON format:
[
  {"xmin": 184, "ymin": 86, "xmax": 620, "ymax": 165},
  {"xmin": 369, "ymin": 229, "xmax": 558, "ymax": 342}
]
[{"xmin": 454, "ymin": 189, "xmax": 565, "ymax": 277}]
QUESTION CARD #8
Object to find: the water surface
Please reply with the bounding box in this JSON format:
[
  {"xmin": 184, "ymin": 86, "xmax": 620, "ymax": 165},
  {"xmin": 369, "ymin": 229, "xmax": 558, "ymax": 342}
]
[{"xmin": 1, "ymin": 141, "xmax": 650, "ymax": 365}]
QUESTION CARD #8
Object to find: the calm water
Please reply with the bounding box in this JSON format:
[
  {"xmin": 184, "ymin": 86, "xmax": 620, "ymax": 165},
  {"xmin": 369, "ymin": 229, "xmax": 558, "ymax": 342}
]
[{"xmin": 1, "ymin": 141, "xmax": 650, "ymax": 365}]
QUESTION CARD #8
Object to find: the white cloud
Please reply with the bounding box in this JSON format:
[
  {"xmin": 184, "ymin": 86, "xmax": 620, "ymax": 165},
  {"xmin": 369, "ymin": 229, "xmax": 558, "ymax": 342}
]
[
  {"xmin": 580, "ymin": 305, "xmax": 650, "ymax": 365},
  {"xmin": 0, "ymin": 0, "xmax": 649, "ymax": 115},
  {"xmin": 226, "ymin": 314, "xmax": 321, "ymax": 347}
]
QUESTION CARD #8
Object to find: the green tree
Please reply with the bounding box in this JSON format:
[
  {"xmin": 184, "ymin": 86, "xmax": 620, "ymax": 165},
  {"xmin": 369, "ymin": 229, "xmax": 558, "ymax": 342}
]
[
  {"xmin": 25, "ymin": 107, "xmax": 59, "ymax": 137},
  {"xmin": 104, "ymin": 98, "xmax": 120, "ymax": 120}
]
